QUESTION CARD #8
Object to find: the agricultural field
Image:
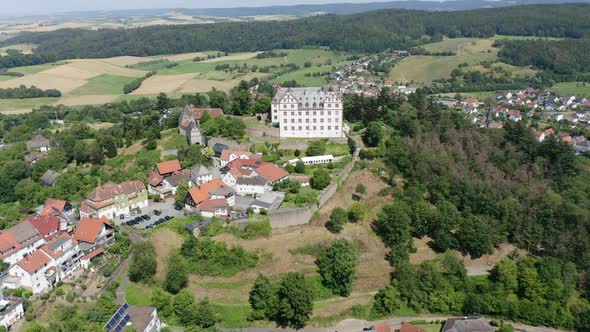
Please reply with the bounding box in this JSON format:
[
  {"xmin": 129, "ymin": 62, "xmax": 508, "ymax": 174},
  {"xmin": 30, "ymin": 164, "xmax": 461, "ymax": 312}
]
[
  {"xmin": 389, "ymin": 37, "xmax": 534, "ymax": 85},
  {"xmin": 550, "ymin": 81, "xmax": 590, "ymax": 97},
  {"xmin": 0, "ymin": 43, "xmax": 35, "ymax": 55},
  {"xmin": 0, "ymin": 48, "xmax": 349, "ymax": 112}
]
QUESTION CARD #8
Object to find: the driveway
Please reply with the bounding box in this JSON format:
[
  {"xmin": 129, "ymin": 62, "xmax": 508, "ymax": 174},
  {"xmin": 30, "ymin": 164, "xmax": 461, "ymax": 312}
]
[{"xmin": 114, "ymin": 199, "xmax": 185, "ymax": 229}]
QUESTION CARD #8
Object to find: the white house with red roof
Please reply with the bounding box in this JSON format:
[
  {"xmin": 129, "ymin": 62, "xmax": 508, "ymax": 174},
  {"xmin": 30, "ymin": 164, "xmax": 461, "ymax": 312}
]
[
  {"xmin": 220, "ymin": 150, "xmax": 257, "ymax": 167},
  {"xmin": 74, "ymin": 217, "xmax": 114, "ymax": 256},
  {"xmin": 5, "ymin": 233, "xmax": 82, "ymax": 294},
  {"xmin": 0, "ymin": 221, "xmax": 45, "ymax": 265},
  {"xmin": 185, "ymin": 179, "xmax": 235, "ymax": 215},
  {"xmin": 6, "ymin": 250, "xmax": 53, "ymax": 294}
]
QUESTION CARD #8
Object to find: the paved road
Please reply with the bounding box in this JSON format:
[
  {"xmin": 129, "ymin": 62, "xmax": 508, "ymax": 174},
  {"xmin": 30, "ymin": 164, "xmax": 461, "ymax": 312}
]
[{"xmin": 222, "ymin": 316, "xmax": 566, "ymax": 332}]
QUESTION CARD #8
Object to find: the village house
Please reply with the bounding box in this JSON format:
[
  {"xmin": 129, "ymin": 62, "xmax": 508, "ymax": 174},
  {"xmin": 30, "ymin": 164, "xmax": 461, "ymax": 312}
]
[
  {"xmin": 40, "ymin": 170, "xmax": 60, "ymax": 187},
  {"xmin": 0, "ymin": 297, "xmax": 24, "ymax": 330},
  {"xmin": 24, "ymin": 215, "xmax": 60, "ymax": 242},
  {"xmin": 236, "ymin": 177, "xmax": 271, "ymax": 197},
  {"xmin": 5, "ymin": 232, "xmax": 84, "ymax": 294},
  {"xmin": 39, "ymin": 233, "xmax": 83, "ymax": 283},
  {"xmin": 148, "ymin": 168, "xmax": 191, "ymax": 199},
  {"xmin": 39, "ymin": 198, "xmax": 75, "ymax": 232},
  {"xmin": 222, "ymin": 159, "xmax": 289, "ymax": 188},
  {"xmin": 26, "ymin": 134, "xmax": 51, "ymax": 153},
  {"xmin": 74, "ymin": 217, "xmax": 114, "ymax": 257},
  {"xmin": 442, "ymin": 317, "xmax": 494, "ymax": 332},
  {"xmin": 104, "ymin": 303, "xmax": 162, "ymax": 332},
  {"xmin": 178, "ymin": 105, "xmax": 224, "ymax": 145},
  {"xmin": 79, "ymin": 181, "xmax": 148, "ymax": 220},
  {"xmin": 6, "ymin": 250, "xmax": 53, "ymax": 294},
  {"xmin": 0, "ymin": 221, "xmax": 45, "ymax": 265},
  {"xmin": 250, "ymin": 191, "xmax": 285, "ymax": 213},
  {"xmin": 190, "ymin": 164, "xmax": 214, "ymax": 185},
  {"xmin": 220, "ymin": 149, "xmax": 257, "ymax": 167},
  {"xmin": 271, "ymin": 86, "xmax": 343, "ymax": 138},
  {"xmin": 185, "ymin": 179, "xmax": 235, "ymax": 217}
]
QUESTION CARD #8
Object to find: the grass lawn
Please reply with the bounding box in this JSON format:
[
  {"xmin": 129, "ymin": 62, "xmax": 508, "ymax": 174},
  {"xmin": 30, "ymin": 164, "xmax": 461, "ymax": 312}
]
[
  {"xmin": 325, "ymin": 143, "xmax": 350, "ymax": 157},
  {"xmin": 10, "ymin": 62, "xmax": 65, "ymax": 75},
  {"xmin": 125, "ymin": 282, "xmax": 153, "ymax": 306},
  {"xmin": 0, "ymin": 97, "xmax": 59, "ymax": 112},
  {"xmin": 158, "ymin": 129, "xmax": 188, "ymax": 150},
  {"xmin": 0, "ymin": 75, "xmax": 15, "ymax": 81},
  {"xmin": 491, "ymin": 34, "xmax": 563, "ymax": 41},
  {"xmin": 550, "ymin": 82, "xmax": 590, "ymax": 97},
  {"xmin": 389, "ymin": 52, "xmax": 497, "ymax": 84},
  {"xmin": 213, "ymin": 304, "xmax": 253, "ymax": 328},
  {"xmin": 71, "ymin": 74, "xmax": 138, "ymax": 95},
  {"xmin": 421, "ymin": 38, "xmax": 495, "ymax": 55}
]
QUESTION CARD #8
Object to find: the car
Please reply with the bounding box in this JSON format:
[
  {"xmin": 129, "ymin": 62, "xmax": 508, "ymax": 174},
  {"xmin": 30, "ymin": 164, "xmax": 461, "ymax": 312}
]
[
  {"xmin": 154, "ymin": 210, "xmax": 161, "ymax": 216},
  {"xmin": 126, "ymin": 220, "xmax": 133, "ymax": 226},
  {"xmin": 174, "ymin": 205, "xmax": 182, "ymax": 211},
  {"xmin": 164, "ymin": 216, "xmax": 172, "ymax": 221},
  {"xmin": 131, "ymin": 211, "xmax": 136, "ymax": 216},
  {"xmin": 119, "ymin": 214, "xmax": 125, "ymax": 220},
  {"xmin": 146, "ymin": 215, "xmax": 151, "ymax": 220}
]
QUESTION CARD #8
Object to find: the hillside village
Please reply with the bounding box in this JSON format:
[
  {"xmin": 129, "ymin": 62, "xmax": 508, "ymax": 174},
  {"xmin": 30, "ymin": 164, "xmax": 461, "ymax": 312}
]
[
  {"xmin": 436, "ymin": 88, "xmax": 590, "ymax": 153},
  {"xmin": 1, "ymin": 2, "xmax": 590, "ymax": 331}
]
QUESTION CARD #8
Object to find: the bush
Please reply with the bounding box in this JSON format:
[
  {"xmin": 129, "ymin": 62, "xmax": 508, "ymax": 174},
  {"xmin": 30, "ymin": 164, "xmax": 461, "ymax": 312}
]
[
  {"xmin": 311, "ymin": 168, "xmax": 331, "ymax": 190},
  {"xmin": 326, "ymin": 207, "xmax": 348, "ymax": 233},
  {"xmin": 180, "ymin": 237, "xmax": 258, "ymax": 276}
]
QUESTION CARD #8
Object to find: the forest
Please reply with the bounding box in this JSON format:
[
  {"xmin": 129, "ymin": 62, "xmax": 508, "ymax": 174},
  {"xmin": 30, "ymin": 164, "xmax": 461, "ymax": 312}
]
[
  {"xmin": 345, "ymin": 90, "xmax": 590, "ymax": 328},
  {"xmin": 1, "ymin": 4, "xmax": 590, "ymax": 69},
  {"xmin": 497, "ymin": 38, "xmax": 590, "ymax": 80}
]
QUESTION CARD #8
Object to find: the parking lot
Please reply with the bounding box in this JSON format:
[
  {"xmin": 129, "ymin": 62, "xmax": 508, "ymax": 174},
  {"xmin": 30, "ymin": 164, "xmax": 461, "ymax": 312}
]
[{"xmin": 113, "ymin": 199, "xmax": 185, "ymax": 229}]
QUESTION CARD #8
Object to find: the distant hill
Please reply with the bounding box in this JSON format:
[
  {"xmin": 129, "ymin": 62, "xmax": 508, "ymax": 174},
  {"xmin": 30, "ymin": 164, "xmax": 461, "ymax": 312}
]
[
  {"xmin": 2, "ymin": 0, "xmax": 590, "ymax": 20},
  {"xmin": 2, "ymin": 3, "xmax": 590, "ymax": 69}
]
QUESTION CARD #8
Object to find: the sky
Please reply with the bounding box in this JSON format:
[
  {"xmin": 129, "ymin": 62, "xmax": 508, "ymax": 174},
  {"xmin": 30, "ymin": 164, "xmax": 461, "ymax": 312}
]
[{"xmin": 1, "ymin": 0, "xmax": 407, "ymax": 16}]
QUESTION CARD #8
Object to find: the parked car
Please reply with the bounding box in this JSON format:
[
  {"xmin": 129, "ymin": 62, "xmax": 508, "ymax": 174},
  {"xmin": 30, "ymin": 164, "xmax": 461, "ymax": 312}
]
[{"xmin": 154, "ymin": 210, "xmax": 161, "ymax": 216}]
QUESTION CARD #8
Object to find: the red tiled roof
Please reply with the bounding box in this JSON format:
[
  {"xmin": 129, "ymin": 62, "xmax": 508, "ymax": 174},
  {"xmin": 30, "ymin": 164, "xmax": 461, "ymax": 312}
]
[
  {"xmin": 24, "ymin": 215, "xmax": 59, "ymax": 239},
  {"xmin": 0, "ymin": 231, "xmax": 19, "ymax": 259},
  {"xmin": 256, "ymin": 163, "xmax": 289, "ymax": 183},
  {"xmin": 221, "ymin": 150, "xmax": 252, "ymax": 161},
  {"xmin": 191, "ymin": 107, "xmax": 224, "ymax": 120},
  {"xmin": 81, "ymin": 247, "xmax": 105, "ymax": 261},
  {"xmin": 400, "ymin": 322, "xmax": 425, "ymax": 332},
  {"xmin": 74, "ymin": 217, "xmax": 111, "ymax": 244},
  {"xmin": 188, "ymin": 179, "xmax": 226, "ymax": 204},
  {"xmin": 148, "ymin": 170, "xmax": 164, "ymax": 186},
  {"xmin": 156, "ymin": 160, "xmax": 182, "ymax": 175},
  {"xmin": 41, "ymin": 198, "xmax": 67, "ymax": 213},
  {"xmin": 544, "ymin": 128, "xmax": 555, "ymax": 136},
  {"xmin": 373, "ymin": 322, "xmax": 391, "ymax": 332},
  {"xmin": 17, "ymin": 250, "xmax": 51, "ymax": 274},
  {"xmin": 198, "ymin": 198, "xmax": 229, "ymax": 212},
  {"xmin": 41, "ymin": 233, "xmax": 75, "ymax": 259}
]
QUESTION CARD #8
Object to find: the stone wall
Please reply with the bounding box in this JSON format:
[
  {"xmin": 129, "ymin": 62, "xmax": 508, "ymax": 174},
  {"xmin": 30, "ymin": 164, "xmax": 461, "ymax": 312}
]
[{"xmin": 269, "ymin": 207, "xmax": 313, "ymax": 229}]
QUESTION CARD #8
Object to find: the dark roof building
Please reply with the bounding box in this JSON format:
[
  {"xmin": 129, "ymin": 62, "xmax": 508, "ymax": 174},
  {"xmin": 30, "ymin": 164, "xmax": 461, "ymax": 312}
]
[
  {"xmin": 40, "ymin": 170, "xmax": 60, "ymax": 186},
  {"xmin": 442, "ymin": 318, "xmax": 495, "ymax": 332}
]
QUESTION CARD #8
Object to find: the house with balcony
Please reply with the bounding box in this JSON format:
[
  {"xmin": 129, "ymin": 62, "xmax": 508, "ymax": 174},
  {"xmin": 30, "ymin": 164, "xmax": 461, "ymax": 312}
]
[
  {"xmin": 74, "ymin": 217, "xmax": 115, "ymax": 257},
  {"xmin": 79, "ymin": 181, "xmax": 148, "ymax": 220}
]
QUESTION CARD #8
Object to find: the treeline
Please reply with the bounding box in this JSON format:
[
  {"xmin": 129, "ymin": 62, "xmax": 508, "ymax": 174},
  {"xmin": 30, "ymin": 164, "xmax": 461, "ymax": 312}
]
[
  {"xmin": 123, "ymin": 71, "xmax": 155, "ymax": 94},
  {"xmin": 2, "ymin": 4, "xmax": 590, "ymax": 66},
  {"xmin": 0, "ymin": 69, "xmax": 24, "ymax": 77},
  {"xmin": 0, "ymin": 85, "xmax": 61, "ymax": 99},
  {"xmin": 0, "ymin": 52, "xmax": 57, "ymax": 70},
  {"xmin": 497, "ymin": 38, "xmax": 590, "ymax": 79}
]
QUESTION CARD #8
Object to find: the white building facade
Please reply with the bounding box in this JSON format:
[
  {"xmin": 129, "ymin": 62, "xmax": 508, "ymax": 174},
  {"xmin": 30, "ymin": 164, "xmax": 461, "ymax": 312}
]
[{"xmin": 272, "ymin": 87, "xmax": 343, "ymax": 138}]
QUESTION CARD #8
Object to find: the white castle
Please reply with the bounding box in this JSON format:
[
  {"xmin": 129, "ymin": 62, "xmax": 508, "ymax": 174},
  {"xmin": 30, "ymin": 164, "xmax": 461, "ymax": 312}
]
[{"xmin": 271, "ymin": 87, "xmax": 343, "ymax": 138}]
